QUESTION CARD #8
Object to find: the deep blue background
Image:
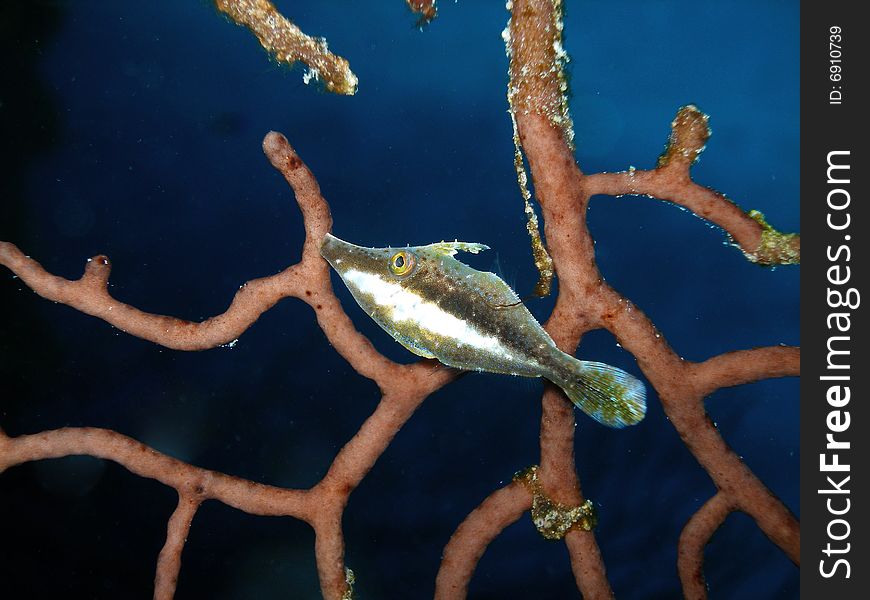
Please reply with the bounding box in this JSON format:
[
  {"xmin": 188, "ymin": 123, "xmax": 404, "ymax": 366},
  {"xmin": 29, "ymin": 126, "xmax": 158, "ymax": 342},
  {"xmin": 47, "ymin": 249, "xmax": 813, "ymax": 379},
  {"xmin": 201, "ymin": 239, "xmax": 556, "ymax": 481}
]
[{"xmin": 0, "ymin": 1, "xmax": 798, "ymax": 598}]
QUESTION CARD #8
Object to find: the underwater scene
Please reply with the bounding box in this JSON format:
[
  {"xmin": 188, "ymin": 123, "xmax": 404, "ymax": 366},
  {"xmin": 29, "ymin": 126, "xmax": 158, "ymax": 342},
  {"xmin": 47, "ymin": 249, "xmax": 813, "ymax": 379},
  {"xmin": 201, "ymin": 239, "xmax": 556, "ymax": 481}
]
[{"xmin": 1, "ymin": 1, "xmax": 798, "ymax": 598}]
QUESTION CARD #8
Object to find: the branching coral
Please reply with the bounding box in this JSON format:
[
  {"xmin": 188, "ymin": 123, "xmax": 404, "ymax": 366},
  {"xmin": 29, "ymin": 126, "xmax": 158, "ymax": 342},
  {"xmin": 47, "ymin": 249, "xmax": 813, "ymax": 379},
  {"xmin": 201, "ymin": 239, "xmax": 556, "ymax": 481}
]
[
  {"xmin": 214, "ymin": 0, "xmax": 358, "ymax": 95},
  {"xmin": 1, "ymin": 132, "xmax": 456, "ymax": 600},
  {"xmin": 0, "ymin": 0, "xmax": 798, "ymax": 598}
]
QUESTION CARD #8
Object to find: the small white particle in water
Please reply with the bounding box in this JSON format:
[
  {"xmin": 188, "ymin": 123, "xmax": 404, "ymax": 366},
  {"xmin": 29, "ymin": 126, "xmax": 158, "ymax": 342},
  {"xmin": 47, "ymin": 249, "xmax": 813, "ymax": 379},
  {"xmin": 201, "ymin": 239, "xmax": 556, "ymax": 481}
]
[{"xmin": 302, "ymin": 67, "xmax": 321, "ymax": 85}]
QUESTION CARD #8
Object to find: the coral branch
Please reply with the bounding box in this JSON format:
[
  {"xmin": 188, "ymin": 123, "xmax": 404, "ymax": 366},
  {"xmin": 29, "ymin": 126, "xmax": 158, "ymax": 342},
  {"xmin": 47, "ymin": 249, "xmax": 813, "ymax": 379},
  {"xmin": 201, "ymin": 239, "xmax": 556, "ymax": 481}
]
[
  {"xmin": 692, "ymin": 346, "xmax": 800, "ymax": 396},
  {"xmin": 538, "ymin": 386, "xmax": 582, "ymax": 503},
  {"xmin": 563, "ymin": 530, "xmax": 613, "ymax": 600},
  {"xmin": 260, "ymin": 132, "xmax": 404, "ymax": 387},
  {"xmin": 154, "ymin": 493, "xmax": 202, "ymax": 600},
  {"xmin": 507, "ymin": 3, "xmax": 615, "ymax": 598},
  {"xmin": 592, "ymin": 284, "xmax": 800, "ymax": 564},
  {"xmin": 506, "ymin": 0, "xmax": 573, "ymax": 145},
  {"xmin": 506, "ymin": 0, "xmax": 798, "ymax": 595},
  {"xmin": 0, "ymin": 130, "xmax": 336, "ymax": 353},
  {"xmin": 0, "ymin": 241, "xmax": 304, "ymax": 351},
  {"xmin": 0, "ymin": 132, "xmax": 451, "ymax": 600},
  {"xmin": 0, "ymin": 427, "xmax": 313, "ymax": 519},
  {"xmin": 435, "ymin": 483, "xmax": 531, "ymax": 599},
  {"xmin": 407, "ymin": 0, "xmax": 437, "ymax": 24},
  {"xmin": 504, "ymin": 0, "xmax": 570, "ymax": 296},
  {"xmin": 0, "ymin": 133, "xmax": 400, "ymax": 391},
  {"xmin": 312, "ymin": 512, "xmax": 350, "ymax": 600},
  {"xmin": 316, "ymin": 375, "xmax": 452, "ymax": 498},
  {"xmin": 585, "ymin": 106, "xmax": 800, "ymax": 266},
  {"xmin": 214, "ymin": 0, "xmax": 358, "ymax": 95},
  {"xmin": 587, "ymin": 168, "xmax": 766, "ymax": 255},
  {"xmin": 1, "ymin": 131, "xmax": 464, "ymax": 600},
  {"xmin": 677, "ymin": 493, "xmax": 735, "ymax": 600}
]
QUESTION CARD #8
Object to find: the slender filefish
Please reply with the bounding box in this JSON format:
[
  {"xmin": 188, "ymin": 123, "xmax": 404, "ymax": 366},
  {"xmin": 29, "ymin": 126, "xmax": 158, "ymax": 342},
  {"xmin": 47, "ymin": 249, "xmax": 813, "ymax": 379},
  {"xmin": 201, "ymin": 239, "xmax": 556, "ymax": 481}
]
[{"xmin": 321, "ymin": 234, "xmax": 645, "ymax": 427}]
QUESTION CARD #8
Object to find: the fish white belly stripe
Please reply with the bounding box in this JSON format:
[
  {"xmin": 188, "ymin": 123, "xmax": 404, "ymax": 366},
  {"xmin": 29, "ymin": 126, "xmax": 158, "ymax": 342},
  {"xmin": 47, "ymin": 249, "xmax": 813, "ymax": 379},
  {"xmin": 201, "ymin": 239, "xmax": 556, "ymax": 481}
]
[{"xmin": 344, "ymin": 269, "xmax": 504, "ymax": 352}]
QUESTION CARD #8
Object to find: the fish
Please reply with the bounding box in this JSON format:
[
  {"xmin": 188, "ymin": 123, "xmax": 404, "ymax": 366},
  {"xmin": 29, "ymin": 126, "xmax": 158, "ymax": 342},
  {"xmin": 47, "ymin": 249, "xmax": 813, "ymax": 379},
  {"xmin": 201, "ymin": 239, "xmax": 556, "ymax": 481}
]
[{"xmin": 320, "ymin": 233, "xmax": 645, "ymax": 427}]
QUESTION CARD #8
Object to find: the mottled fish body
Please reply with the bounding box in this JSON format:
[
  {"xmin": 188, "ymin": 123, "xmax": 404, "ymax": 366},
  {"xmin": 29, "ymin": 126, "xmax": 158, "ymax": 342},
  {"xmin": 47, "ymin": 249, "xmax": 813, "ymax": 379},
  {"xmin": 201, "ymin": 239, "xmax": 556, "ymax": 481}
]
[{"xmin": 321, "ymin": 234, "xmax": 645, "ymax": 427}]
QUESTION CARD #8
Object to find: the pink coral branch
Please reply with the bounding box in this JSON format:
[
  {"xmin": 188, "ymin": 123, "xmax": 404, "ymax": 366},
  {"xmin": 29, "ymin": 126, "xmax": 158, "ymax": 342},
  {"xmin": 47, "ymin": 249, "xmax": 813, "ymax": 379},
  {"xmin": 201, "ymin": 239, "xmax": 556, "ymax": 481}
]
[
  {"xmin": 584, "ymin": 107, "xmax": 800, "ymax": 266},
  {"xmin": 589, "ymin": 280, "xmax": 799, "ymax": 564},
  {"xmin": 0, "ymin": 427, "xmax": 312, "ymax": 519},
  {"xmin": 0, "ymin": 241, "xmax": 303, "ymax": 351},
  {"xmin": 0, "ymin": 133, "xmax": 400, "ymax": 390},
  {"xmin": 692, "ymin": 346, "xmax": 800, "ymax": 396},
  {"xmin": 586, "ymin": 168, "xmax": 766, "ymax": 255},
  {"xmin": 563, "ymin": 530, "xmax": 613, "ymax": 600},
  {"xmin": 677, "ymin": 493, "xmax": 735, "ymax": 600},
  {"xmin": 0, "ymin": 136, "xmax": 460, "ymax": 600},
  {"xmin": 435, "ymin": 483, "xmax": 531, "ymax": 599},
  {"xmin": 505, "ymin": 0, "xmax": 799, "ymax": 593},
  {"xmin": 311, "ymin": 511, "xmax": 350, "ymax": 600},
  {"xmin": 154, "ymin": 492, "xmax": 202, "ymax": 600}
]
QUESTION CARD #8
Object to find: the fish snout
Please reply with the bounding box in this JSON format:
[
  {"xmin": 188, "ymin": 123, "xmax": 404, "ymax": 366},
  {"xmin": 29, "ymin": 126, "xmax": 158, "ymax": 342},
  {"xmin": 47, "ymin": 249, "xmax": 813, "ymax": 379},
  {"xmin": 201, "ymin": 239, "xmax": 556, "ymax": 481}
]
[{"xmin": 320, "ymin": 233, "xmax": 353, "ymax": 269}]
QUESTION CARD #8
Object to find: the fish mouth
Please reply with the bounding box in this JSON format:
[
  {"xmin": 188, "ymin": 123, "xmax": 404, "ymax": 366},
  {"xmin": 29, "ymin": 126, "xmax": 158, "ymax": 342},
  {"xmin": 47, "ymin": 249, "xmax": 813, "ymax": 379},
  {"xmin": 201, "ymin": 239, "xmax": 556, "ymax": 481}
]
[{"xmin": 320, "ymin": 233, "xmax": 363, "ymax": 271}]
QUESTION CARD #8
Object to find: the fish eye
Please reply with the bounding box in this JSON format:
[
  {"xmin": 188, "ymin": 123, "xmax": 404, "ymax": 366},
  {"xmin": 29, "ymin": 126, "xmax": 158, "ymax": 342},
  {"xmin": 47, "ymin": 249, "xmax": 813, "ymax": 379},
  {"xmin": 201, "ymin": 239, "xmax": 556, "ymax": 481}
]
[{"xmin": 389, "ymin": 251, "xmax": 416, "ymax": 277}]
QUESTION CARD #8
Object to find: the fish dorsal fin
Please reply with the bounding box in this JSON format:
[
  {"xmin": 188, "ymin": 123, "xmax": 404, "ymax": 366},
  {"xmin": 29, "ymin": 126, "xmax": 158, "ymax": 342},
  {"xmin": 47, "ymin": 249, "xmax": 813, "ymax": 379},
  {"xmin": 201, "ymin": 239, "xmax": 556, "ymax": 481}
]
[{"xmin": 426, "ymin": 240, "xmax": 490, "ymax": 257}]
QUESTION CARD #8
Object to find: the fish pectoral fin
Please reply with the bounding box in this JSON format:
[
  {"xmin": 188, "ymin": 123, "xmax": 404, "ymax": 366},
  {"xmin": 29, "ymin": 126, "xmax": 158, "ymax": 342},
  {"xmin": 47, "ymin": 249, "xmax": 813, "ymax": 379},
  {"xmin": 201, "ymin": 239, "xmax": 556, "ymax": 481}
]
[{"xmin": 427, "ymin": 241, "xmax": 490, "ymax": 257}]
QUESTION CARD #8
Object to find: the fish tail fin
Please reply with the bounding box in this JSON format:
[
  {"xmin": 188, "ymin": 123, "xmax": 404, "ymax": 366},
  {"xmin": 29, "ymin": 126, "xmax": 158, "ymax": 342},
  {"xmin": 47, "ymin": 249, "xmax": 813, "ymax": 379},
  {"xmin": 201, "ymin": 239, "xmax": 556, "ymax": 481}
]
[{"xmin": 553, "ymin": 359, "xmax": 646, "ymax": 428}]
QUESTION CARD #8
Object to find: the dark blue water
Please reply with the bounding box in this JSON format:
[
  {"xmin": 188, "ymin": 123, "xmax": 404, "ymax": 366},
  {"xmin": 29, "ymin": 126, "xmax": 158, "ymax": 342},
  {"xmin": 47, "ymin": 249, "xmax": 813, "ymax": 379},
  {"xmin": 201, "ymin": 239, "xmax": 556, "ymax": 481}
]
[{"xmin": 1, "ymin": 1, "xmax": 798, "ymax": 598}]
